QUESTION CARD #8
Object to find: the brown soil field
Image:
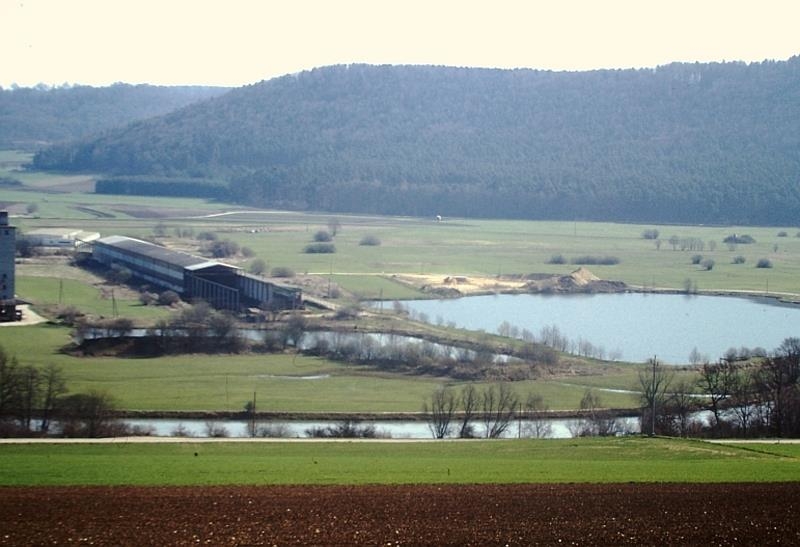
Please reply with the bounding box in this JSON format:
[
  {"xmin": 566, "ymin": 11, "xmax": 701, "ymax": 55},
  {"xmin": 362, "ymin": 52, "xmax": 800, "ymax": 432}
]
[{"xmin": 1, "ymin": 483, "xmax": 798, "ymax": 546}]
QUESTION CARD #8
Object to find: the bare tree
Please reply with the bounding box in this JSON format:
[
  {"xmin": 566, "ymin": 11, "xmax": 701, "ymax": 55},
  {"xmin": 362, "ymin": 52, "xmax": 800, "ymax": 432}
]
[
  {"xmin": 327, "ymin": 218, "xmax": 342, "ymax": 237},
  {"xmin": 729, "ymin": 367, "xmax": 757, "ymax": 437},
  {"xmin": 458, "ymin": 384, "xmax": 479, "ymax": 438},
  {"xmin": 755, "ymin": 338, "xmax": 800, "ymax": 437},
  {"xmin": 59, "ymin": 390, "xmax": 119, "ymax": 438},
  {"xmin": 638, "ymin": 357, "xmax": 674, "ymax": 436},
  {"xmin": 17, "ymin": 366, "xmax": 41, "ymax": 432},
  {"xmin": 39, "ymin": 364, "xmax": 67, "ymax": 433},
  {"xmin": 664, "ymin": 379, "xmax": 698, "ymax": 437},
  {"xmin": 698, "ymin": 360, "xmax": 736, "ymax": 433},
  {"xmin": 574, "ymin": 389, "xmax": 620, "ymax": 437},
  {"xmin": 423, "ymin": 387, "xmax": 457, "ymax": 439},
  {"xmin": 0, "ymin": 348, "xmax": 20, "ymax": 419},
  {"xmin": 522, "ymin": 392, "xmax": 552, "ymax": 439},
  {"xmin": 482, "ymin": 383, "xmax": 519, "ymax": 438}
]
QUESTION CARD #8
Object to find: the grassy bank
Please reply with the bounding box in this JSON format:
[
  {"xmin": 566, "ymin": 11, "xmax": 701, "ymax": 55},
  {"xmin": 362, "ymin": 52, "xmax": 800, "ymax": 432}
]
[{"xmin": 0, "ymin": 437, "xmax": 798, "ymax": 486}]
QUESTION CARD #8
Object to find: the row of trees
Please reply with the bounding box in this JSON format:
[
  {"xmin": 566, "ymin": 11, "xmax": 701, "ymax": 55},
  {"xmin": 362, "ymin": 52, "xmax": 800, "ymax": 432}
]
[
  {"xmin": 641, "ymin": 338, "xmax": 800, "ymax": 438},
  {"xmin": 423, "ymin": 384, "xmax": 628, "ymax": 440},
  {"xmin": 423, "ymin": 384, "xmax": 520, "ymax": 439},
  {"xmin": 0, "ymin": 346, "xmax": 121, "ymax": 437}
]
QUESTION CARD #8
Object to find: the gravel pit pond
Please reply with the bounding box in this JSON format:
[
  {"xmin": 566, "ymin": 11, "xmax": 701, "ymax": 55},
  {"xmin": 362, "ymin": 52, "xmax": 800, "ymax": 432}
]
[{"xmin": 392, "ymin": 292, "xmax": 800, "ymax": 363}]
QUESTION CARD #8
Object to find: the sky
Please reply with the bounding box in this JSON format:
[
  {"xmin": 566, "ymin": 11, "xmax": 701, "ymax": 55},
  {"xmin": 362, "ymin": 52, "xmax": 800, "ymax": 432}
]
[{"xmin": 2, "ymin": 0, "xmax": 799, "ymax": 88}]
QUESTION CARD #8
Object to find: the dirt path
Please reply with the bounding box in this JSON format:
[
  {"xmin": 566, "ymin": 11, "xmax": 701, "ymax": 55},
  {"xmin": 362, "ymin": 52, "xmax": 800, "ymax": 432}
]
[
  {"xmin": 0, "ymin": 305, "xmax": 46, "ymax": 327},
  {"xmin": 1, "ymin": 483, "xmax": 798, "ymax": 545}
]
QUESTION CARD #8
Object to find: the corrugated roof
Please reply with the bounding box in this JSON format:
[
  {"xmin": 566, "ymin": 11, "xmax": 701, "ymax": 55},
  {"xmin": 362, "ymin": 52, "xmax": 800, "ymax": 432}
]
[{"xmin": 95, "ymin": 236, "xmax": 215, "ymax": 268}]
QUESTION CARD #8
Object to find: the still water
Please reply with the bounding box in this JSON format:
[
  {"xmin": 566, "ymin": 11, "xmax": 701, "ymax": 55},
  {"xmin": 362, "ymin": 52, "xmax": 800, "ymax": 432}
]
[
  {"xmin": 398, "ymin": 293, "xmax": 800, "ymax": 364},
  {"xmin": 125, "ymin": 417, "xmax": 640, "ymax": 439}
]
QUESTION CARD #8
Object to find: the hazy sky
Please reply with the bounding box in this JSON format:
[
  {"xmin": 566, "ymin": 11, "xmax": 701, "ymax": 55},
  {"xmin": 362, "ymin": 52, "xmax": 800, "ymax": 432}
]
[{"xmin": 2, "ymin": 0, "xmax": 799, "ymax": 88}]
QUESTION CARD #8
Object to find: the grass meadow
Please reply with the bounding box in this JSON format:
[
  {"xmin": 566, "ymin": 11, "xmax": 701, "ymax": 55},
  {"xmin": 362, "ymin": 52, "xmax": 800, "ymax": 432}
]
[
  {"xmin": 2, "ymin": 155, "xmax": 798, "ymax": 298},
  {"xmin": 0, "ymin": 324, "xmax": 641, "ymax": 412},
  {"xmin": 0, "ymin": 437, "xmax": 798, "ymax": 486}
]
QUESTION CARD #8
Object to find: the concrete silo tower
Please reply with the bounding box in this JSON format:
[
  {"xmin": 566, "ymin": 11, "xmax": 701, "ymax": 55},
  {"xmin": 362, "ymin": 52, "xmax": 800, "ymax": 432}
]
[{"xmin": 0, "ymin": 211, "xmax": 19, "ymax": 321}]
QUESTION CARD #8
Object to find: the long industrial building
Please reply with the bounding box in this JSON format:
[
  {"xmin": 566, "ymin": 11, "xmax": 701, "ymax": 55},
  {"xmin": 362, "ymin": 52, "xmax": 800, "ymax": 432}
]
[{"xmin": 92, "ymin": 235, "xmax": 302, "ymax": 312}]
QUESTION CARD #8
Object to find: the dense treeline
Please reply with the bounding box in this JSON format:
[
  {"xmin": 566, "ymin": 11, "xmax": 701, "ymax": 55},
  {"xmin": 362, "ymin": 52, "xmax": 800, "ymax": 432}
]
[
  {"xmin": 33, "ymin": 59, "xmax": 800, "ymax": 224},
  {"xmin": 95, "ymin": 176, "xmax": 228, "ymax": 199},
  {"xmin": 0, "ymin": 83, "xmax": 228, "ymax": 149}
]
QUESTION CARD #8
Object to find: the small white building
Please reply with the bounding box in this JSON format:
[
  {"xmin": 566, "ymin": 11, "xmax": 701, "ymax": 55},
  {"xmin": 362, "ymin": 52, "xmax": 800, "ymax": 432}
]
[{"xmin": 25, "ymin": 228, "xmax": 100, "ymax": 248}]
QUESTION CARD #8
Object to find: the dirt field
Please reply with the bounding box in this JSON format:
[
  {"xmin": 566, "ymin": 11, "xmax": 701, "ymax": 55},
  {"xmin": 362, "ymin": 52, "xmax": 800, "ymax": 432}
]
[{"xmin": 2, "ymin": 483, "xmax": 798, "ymax": 545}]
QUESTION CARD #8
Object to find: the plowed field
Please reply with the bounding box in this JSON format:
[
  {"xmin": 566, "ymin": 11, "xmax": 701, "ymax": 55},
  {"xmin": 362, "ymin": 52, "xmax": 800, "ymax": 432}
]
[{"xmin": 2, "ymin": 483, "xmax": 798, "ymax": 546}]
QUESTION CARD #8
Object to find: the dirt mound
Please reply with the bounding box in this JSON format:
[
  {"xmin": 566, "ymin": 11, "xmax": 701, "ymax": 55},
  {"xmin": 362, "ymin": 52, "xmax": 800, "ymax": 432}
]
[
  {"xmin": 1, "ymin": 483, "xmax": 797, "ymax": 545},
  {"xmin": 569, "ymin": 266, "xmax": 600, "ymax": 285}
]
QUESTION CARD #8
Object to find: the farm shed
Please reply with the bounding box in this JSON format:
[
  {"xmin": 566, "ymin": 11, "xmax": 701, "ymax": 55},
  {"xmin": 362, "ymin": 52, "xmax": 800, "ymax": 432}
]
[{"xmin": 92, "ymin": 235, "xmax": 301, "ymax": 312}]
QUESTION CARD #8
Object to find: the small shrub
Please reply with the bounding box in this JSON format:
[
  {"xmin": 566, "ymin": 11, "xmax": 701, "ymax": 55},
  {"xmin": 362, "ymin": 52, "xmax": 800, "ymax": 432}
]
[
  {"xmin": 196, "ymin": 231, "xmax": 218, "ymax": 241},
  {"xmin": 304, "ymin": 242, "xmax": 336, "ymax": 254},
  {"xmin": 313, "ymin": 230, "xmax": 333, "ymax": 242},
  {"xmin": 170, "ymin": 423, "xmax": 195, "ymax": 437},
  {"xmin": 777, "ymin": 231, "xmax": 788, "ymax": 237},
  {"xmin": 207, "ymin": 239, "xmax": 239, "ymax": 258},
  {"xmin": 110, "ymin": 263, "xmax": 132, "ymax": 284},
  {"xmin": 248, "ymin": 258, "xmax": 267, "ymax": 275},
  {"xmin": 723, "ymin": 234, "xmax": 755, "ymax": 244},
  {"xmin": 139, "ymin": 291, "xmax": 157, "ymax": 306},
  {"xmin": 691, "ymin": 254, "xmax": 703, "ymax": 265},
  {"xmin": 359, "ymin": 234, "xmax": 381, "ymax": 246},
  {"xmin": 547, "ymin": 254, "xmax": 566, "ymax": 265},
  {"xmin": 700, "ymin": 259, "xmax": 715, "ymax": 271},
  {"xmin": 270, "ymin": 266, "xmax": 295, "ymax": 278},
  {"xmin": 570, "ymin": 256, "xmax": 620, "ymax": 266},
  {"xmin": 756, "ymin": 258, "xmax": 773, "ymax": 269},
  {"xmin": 241, "ymin": 246, "xmax": 255, "ymax": 258},
  {"xmin": 158, "ymin": 290, "xmax": 181, "ymax": 306},
  {"xmin": 204, "ymin": 421, "xmax": 230, "ymax": 438},
  {"xmin": 641, "ymin": 228, "xmax": 659, "ymax": 240},
  {"xmin": 732, "ymin": 255, "xmax": 746, "ymax": 264}
]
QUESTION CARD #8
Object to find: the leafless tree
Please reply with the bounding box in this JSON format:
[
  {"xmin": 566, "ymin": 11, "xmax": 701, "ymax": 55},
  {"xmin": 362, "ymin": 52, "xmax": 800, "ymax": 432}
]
[
  {"xmin": 573, "ymin": 389, "xmax": 620, "ymax": 437},
  {"xmin": 39, "ymin": 364, "xmax": 67, "ymax": 433},
  {"xmin": 664, "ymin": 379, "xmax": 698, "ymax": 437},
  {"xmin": 729, "ymin": 367, "xmax": 758, "ymax": 436},
  {"xmin": 458, "ymin": 384, "xmax": 479, "ymax": 438},
  {"xmin": 755, "ymin": 338, "xmax": 800, "ymax": 437},
  {"xmin": 638, "ymin": 357, "xmax": 674, "ymax": 436},
  {"xmin": 698, "ymin": 359, "xmax": 736, "ymax": 433},
  {"xmin": 424, "ymin": 387, "xmax": 457, "ymax": 439},
  {"xmin": 17, "ymin": 366, "xmax": 40, "ymax": 432},
  {"xmin": 522, "ymin": 392, "xmax": 552, "ymax": 439},
  {"xmin": 327, "ymin": 218, "xmax": 342, "ymax": 237},
  {"xmin": 482, "ymin": 383, "xmax": 519, "ymax": 438}
]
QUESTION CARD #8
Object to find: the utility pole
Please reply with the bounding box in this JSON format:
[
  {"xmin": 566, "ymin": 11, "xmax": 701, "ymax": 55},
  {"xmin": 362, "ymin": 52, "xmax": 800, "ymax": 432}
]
[
  {"xmin": 650, "ymin": 356, "xmax": 657, "ymax": 437},
  {"xmin": 251, "ymin": 391, "xmax": 257, "ymax": 438}
]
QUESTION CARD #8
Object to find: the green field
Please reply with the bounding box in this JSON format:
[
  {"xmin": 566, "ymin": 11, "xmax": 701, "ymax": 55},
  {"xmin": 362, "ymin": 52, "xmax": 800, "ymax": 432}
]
[
  {"xmin": 0, "ymin": 325, "xmax": 641, "ymax": 412},
  {"xmin": 3, "ymin": 161, "xmax": 799, "ymax": 298},
  {"xmin": 0, "ymin": 437, "xmax": 798, "ymax": 486}
]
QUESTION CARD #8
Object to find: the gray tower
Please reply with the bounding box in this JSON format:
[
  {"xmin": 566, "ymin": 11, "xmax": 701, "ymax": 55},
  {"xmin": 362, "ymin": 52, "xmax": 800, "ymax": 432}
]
[{"xmin": 0, "ymin": 211, "xmax": 18, "ymax": 321}]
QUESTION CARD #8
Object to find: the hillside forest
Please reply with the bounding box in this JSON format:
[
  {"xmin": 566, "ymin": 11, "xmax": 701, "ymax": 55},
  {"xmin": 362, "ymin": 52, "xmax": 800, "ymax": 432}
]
[{"xmin": 22, "ymin": 58, "xmax": 800, "ymax": 225}]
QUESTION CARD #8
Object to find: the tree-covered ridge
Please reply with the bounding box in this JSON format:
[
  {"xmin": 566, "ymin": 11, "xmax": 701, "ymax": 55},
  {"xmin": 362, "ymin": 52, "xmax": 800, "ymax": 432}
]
[
  {"xmin": 0, "ymin": 83, "xmax": 229, "ymax": 149},
  {"xmin": 34, "ymin": 59, "xmax": 800, "ymax": 225}
]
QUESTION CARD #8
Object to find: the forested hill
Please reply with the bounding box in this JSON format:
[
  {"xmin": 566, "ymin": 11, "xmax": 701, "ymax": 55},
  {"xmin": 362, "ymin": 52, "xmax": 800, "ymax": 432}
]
[
  {"xmin": 34, "ymin": 59, "xmax": 800, "ymax": 225},
  {"xmin": 0, "ymin": 84, "xmax": 229, "ymax": 149}
]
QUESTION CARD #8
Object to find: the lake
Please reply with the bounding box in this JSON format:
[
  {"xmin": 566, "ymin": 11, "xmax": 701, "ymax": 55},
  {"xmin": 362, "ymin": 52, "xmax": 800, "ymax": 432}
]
[{"xmin": 397, "ymin": 293, "xmax": 800, "ymax": 364}]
